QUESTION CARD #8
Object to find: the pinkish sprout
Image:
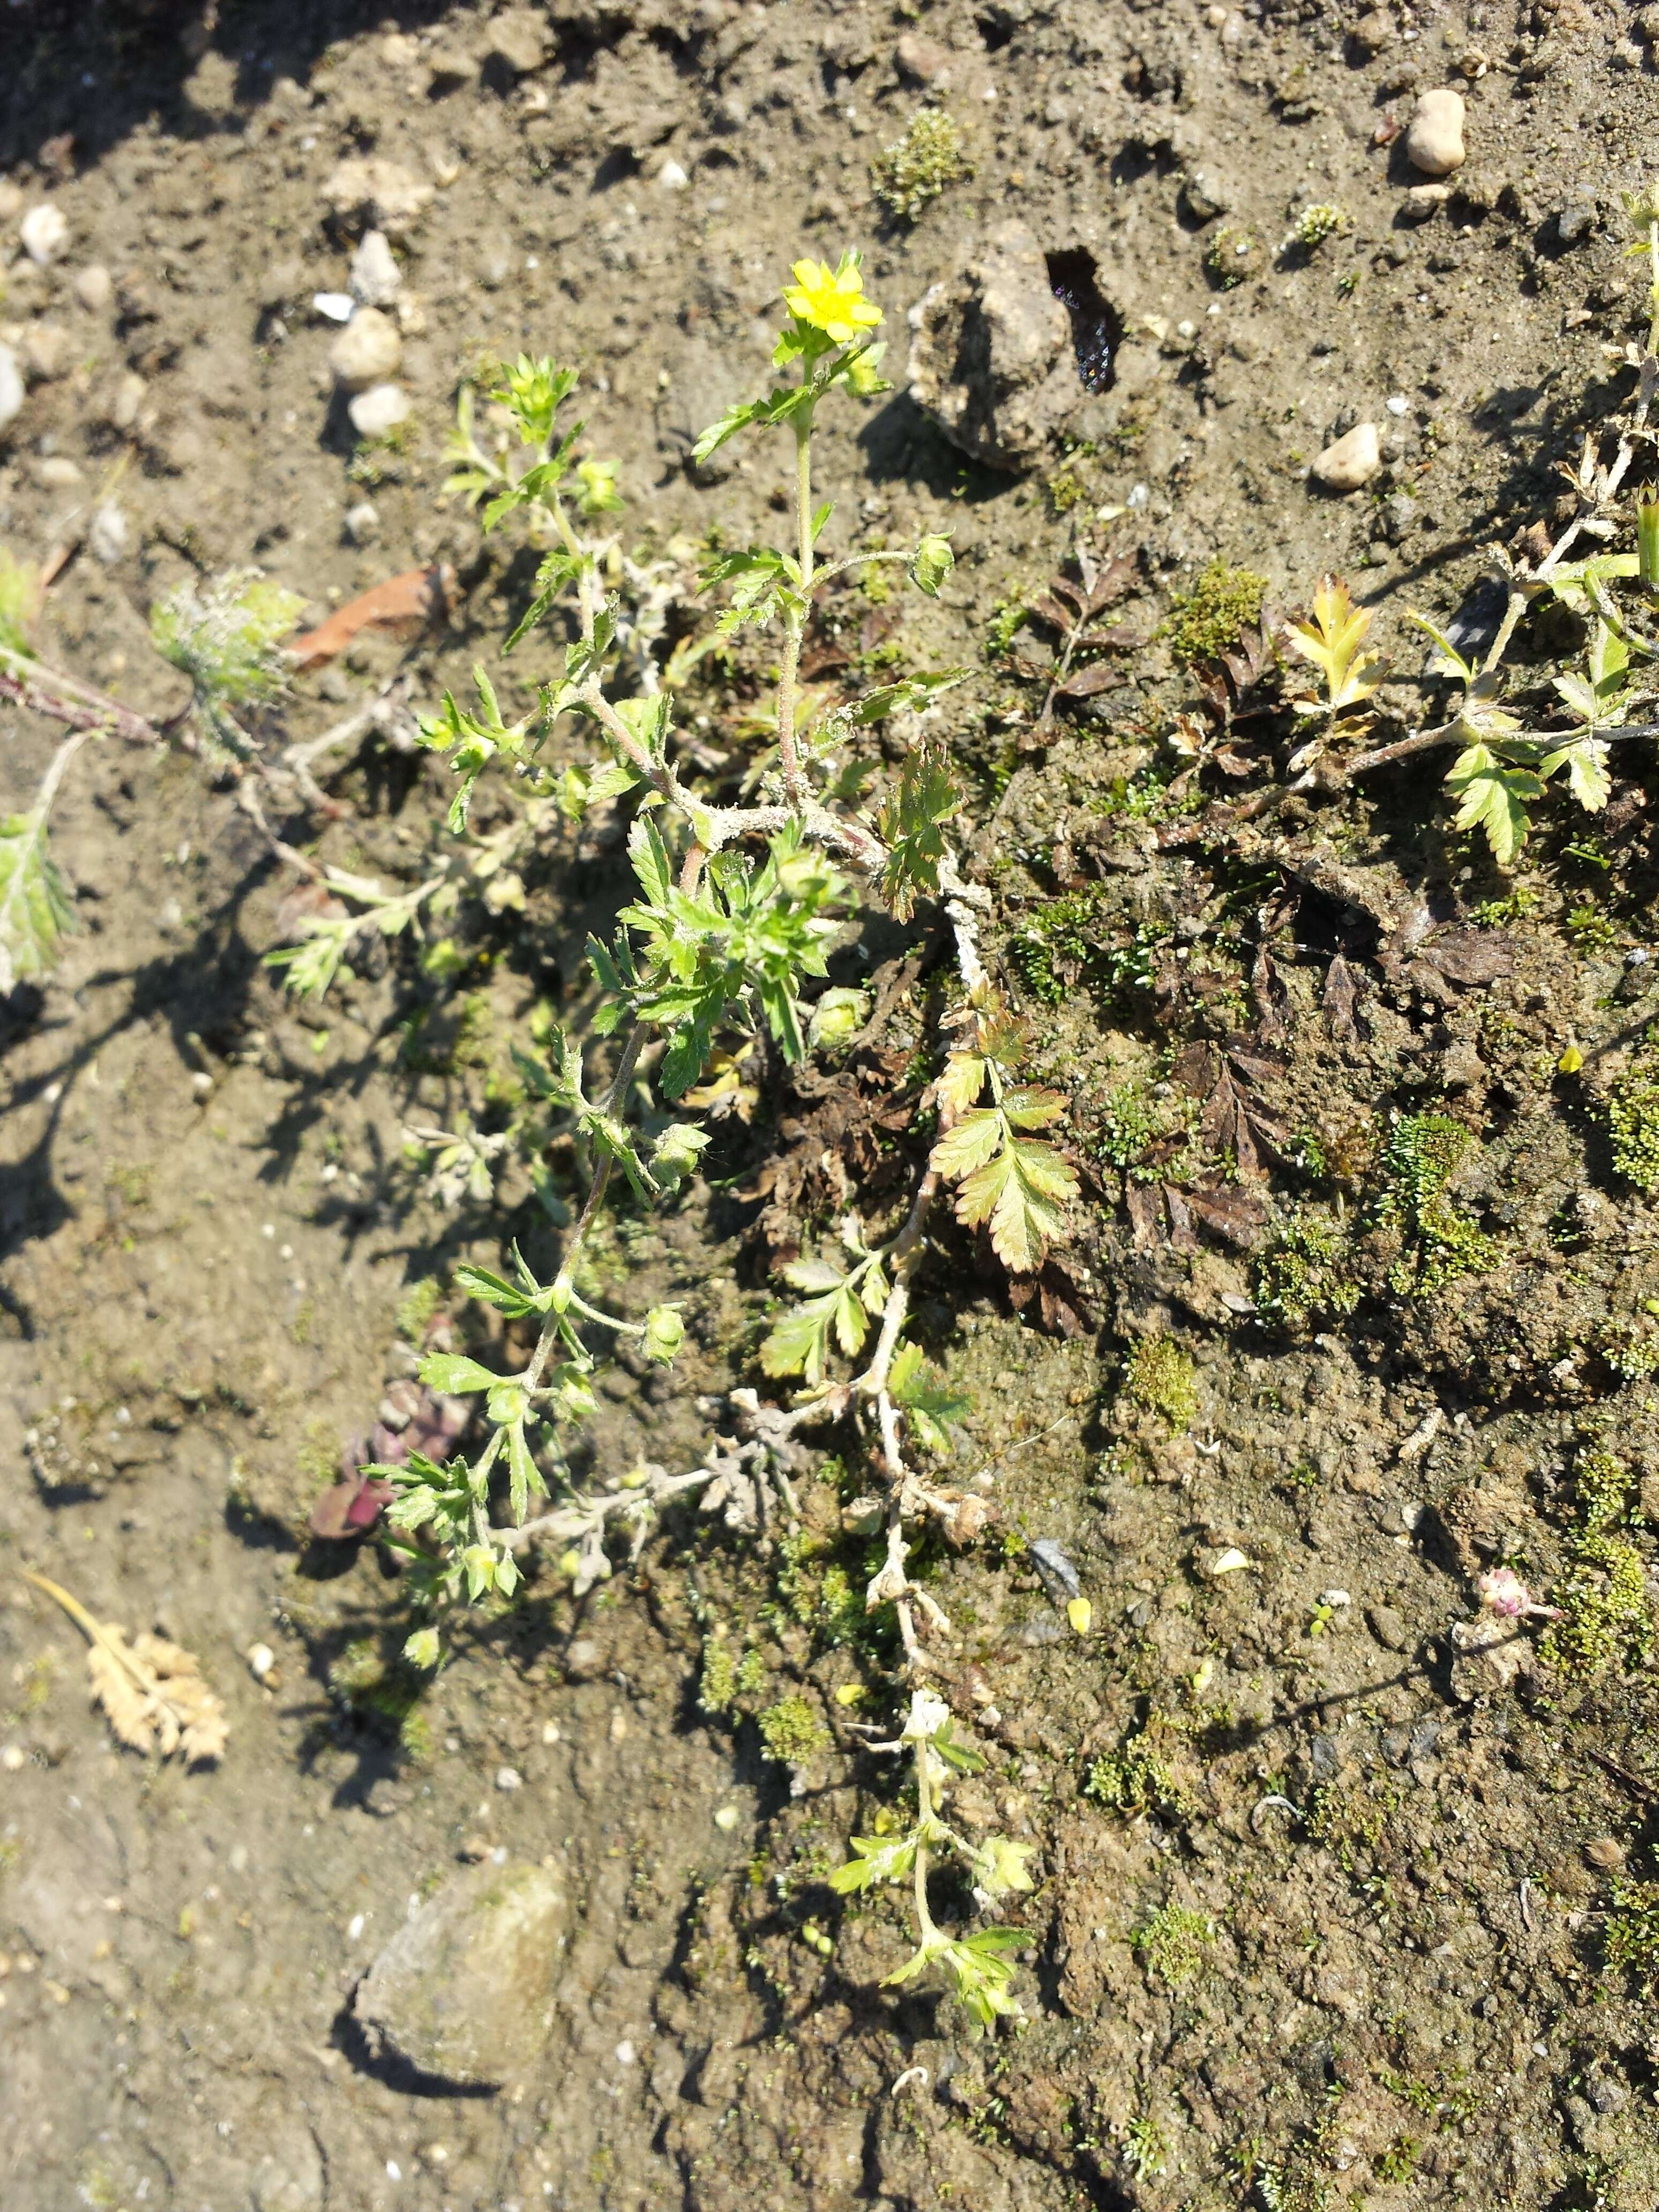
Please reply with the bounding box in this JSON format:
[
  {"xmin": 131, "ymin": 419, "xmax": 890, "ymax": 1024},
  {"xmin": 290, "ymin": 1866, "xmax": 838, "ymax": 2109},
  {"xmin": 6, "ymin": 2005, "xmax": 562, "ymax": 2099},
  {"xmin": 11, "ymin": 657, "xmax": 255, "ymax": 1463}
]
[{"xmin": 1477, "ymin": 1567, "xmax": 1560, "ymax": 1621}]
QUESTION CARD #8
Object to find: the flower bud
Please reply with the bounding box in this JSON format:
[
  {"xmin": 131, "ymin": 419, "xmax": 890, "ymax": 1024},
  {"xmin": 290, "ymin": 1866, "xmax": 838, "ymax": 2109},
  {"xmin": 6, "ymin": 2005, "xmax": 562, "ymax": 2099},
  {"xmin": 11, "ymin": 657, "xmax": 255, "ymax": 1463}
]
[{"xmin": 642, "ymin": 1304, "xmax": 685, "ymax": 1364}]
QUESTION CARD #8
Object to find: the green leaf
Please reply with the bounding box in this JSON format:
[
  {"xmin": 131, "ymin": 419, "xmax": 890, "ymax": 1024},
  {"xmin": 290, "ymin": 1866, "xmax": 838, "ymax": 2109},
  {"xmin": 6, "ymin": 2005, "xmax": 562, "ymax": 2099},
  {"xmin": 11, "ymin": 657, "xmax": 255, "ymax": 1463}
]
[
  {"xmin": 827, "ymin": 1832, "xmax": 918, "ymax": 1893},
  {"xmin": 0, "ymin": 805, "xmax": 76, "ymax": 994},
  {"xmin": 417, "ymin": 1352, "xmax": 501, "ymax": 1396},
  {"xmin": 1540, "ymin": 734, "xmax": 1611, "ymax": 812},
  {"xmin": 453, "ymin": 1261, "xmax": 554, "ymax": 1319},
  {"xmin": 504, "ymin": 1418, "xmax": 545, "ymax": 1526},
  {"xmin": 610, "ymin": 692, "xmax": 672, "ymax": 763},
  {"xmin": 504, "ymin": 548, "xmax": 587, "ymax": 653},
  {"xmin": 1406, "ymin": 610, "xmax": 1476, "ymax": 687},
  {"xmin": 888, "ymin": 1341, "xmax": 972, "ymax": 1455},
  {"xmin": 1445, "ymin": 743, "xmax": 1543, "ymax": 867},
  {"xmin": 692, "ymin": 400, "xmax": 766, "ymax": 464},
  {"xmin": 1544, "ymin": 552, "xmax": 1638, "ymax": 614},
  {"xmin": 937, "ymin": 1110, "xmax": 1079, "ymax": 1274},
  {"xmin": 929, "ymin": 1108, "xmax": 1004, "ymax": 1180}
]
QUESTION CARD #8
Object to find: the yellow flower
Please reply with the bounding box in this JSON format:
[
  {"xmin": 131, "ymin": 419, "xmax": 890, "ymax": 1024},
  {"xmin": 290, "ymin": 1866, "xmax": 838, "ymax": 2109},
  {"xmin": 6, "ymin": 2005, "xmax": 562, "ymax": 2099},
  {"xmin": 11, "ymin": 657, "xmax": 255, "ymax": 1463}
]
[{"xmin": 782, "ymin": 256, "xmax": 884, "ymax": 343}]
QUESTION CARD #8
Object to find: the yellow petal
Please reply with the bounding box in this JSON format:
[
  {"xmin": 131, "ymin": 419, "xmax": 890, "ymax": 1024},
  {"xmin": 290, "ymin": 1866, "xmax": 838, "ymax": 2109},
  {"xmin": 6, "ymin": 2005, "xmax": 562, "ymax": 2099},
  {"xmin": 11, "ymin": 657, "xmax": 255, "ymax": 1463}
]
[
  {"xmin": 1066, "ymin": 1596, "xmax": 1093, "ymax": 1636},
  {"xmin": 1557, "ymin": 1044, "xmax": 1583, "ymax": 1074}
]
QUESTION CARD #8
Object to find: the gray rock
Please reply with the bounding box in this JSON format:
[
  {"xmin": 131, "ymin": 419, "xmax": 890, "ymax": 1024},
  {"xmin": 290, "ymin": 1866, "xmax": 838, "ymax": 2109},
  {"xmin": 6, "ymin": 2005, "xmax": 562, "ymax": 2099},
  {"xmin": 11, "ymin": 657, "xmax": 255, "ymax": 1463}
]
[
  {"xmin": 907, "ymin": 221, "xmax": 1079, "ymax": 472},
  {"xmin": 1381, "ymin": 491, "xmax": 1418, "ymax": 543},
  {"xmin": 1556, "ymin": 198, "xmax": 1597, "ymax": 248},
  {"xmin": 89, "ymin": 502, "xmax": 130, "ymax": 565},
  {"xmin": 353, "ymin": 1859, "xmax": 571, "ymax": 2086},
  {"xmin": 349, "ymin": 229, "xmax": 401, "ymax": 307}
]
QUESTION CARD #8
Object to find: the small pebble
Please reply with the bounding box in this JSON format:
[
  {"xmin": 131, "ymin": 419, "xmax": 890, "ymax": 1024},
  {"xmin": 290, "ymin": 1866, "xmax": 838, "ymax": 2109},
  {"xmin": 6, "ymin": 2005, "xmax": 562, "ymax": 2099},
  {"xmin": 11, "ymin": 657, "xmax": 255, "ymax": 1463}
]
[
  {"xmin": 656, "ymin": 159, "xmax": 689, "ymax": 191},
  {"xmin": 1180, "ymin": 169, "xmax": 1231, "ymax": 223},
  {"xmin": 1367, "ymin": 1603, "xmax": 1409, "ymax": 1650},
  {"xmin": 895, "ymin": 32, "xmax": 950, "ymax": 85},
  {"xmin": 1403, "ymin": 87, "xmax": 1466, "ymax": 177},
  {"xmin": 1585, "ymin": 1836, "xmax": 1626, "ymax": 1869},
  {"xmin": 73, "ymin": 264, "xmax": 112, "ymax": 312},
  {"xmin": 1350, "ymin": 7, "xmax": 1393, "ymax": 55},
  {"xmin": 1, "ymin": 1745, "xmax": 24, "ymax": 1772},
  {"xmin": 343, "ymin": 499, "xmax": 380, "ymax": 545},
  {"xmin": 32, "ymin": 454, "xmax": 81, "ymax": 489},
  {"xmin": 92, "ymin": 504, "xmax": 131, "ymax": 563},
  {"xmin": 0, "ymin": 345, "xmax": 22, "ymax": 433},
  {"xmin": 1401, "ymin": 182, "xmax": 1451, "ymax": 221},
  {"xmin": 312, "ymin": 291, "xmax": 354, "ymax": 324},
  {"xmin": 347, "ymin": 382, "xmax": 409, "ymax": 439},
  {"xmin": 330, "ymin": 307, "xmax": 402, "ymax": 391},
  {"xmin": 713, "ymin": 1804, "xmax": 740, "ymax": 1832},
  {"xmin": 349, "ymin": 229, "xmax": 401, "ymax": 307},
  {"xmin": 22, "ymin": 323, "xmax": 70, "ymax": 381},
  {"xmin": 488, "ymin": 7, "xmax": 554, "ymax": 73},
  {"xmin": 110, "ymin": 371, "xmax": 146, "ymax": 430},
  {"xmin": 1312, "ymin": 420, "xmax": 1381, "ymax": 491},
  {"xmin": 494, "ymin": 1766, "xmax": 522, "ymax": 1792},
  {"xmin": 19, "ymin": 203, "xmax": 69, "ymax": 265},
  {"xmin": 247, "ymin": 1642, "xmax": 276, "ymax": 1680}
]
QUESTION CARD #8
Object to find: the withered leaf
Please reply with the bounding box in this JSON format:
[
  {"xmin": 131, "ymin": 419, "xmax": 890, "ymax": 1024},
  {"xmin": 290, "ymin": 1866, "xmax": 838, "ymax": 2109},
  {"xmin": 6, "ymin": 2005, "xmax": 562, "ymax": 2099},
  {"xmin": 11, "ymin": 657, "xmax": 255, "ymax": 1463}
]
[
  {"xmin": 1056, "ymin": 659, "xmax": 1127, "ymax": 700},
  {"xmin": 1184, "ymin": 1182, "xmax": 1269, "ymax": 1251},
  {"xmin": 1172, "ymin": 1037, "xmax": 1287, "ymax": 1180},
  {"xmin": 1323, "ymin": 953, "xmax": 1359, "ymax": 1039}
]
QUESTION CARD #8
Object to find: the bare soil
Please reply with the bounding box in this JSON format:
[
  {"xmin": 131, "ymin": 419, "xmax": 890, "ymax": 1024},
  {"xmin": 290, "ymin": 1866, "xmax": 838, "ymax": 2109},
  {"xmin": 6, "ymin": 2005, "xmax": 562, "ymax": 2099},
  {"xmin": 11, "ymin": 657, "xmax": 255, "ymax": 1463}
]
[{"xmin": 4, "ymin": 3, "xmax": 1659, "ymax": 2209}]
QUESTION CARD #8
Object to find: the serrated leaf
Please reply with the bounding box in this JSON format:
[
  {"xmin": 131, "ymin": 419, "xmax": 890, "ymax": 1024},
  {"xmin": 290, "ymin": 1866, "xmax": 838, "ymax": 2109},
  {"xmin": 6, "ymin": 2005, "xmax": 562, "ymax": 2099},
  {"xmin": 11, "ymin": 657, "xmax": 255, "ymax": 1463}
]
[
  {"xmin": 417, "ymin": 1352, "xmax": 500, "ymax": 1396},
  {"xmin": 876, "ymin": 739, "xmax": 961, "ymax": 922},
  {"xmin": 1540, "ymin": 734, "xmax": 1610, "ymax": 812},
  {"xmin": 1445, "ymin": 743, "xmax": 1543, "ymax": 867},
  {"xmin": 1286, "ymin": 574, "xmax": 1382, "ymax": 714},
  {"xmin": 934, "ymin": 1050, "xmax": 988, "ymax": 1119},
  {"xmin": 949, "ymin": 1126, "xmax": 1079, "ymax": 1273},
  {"xmin": 0, "ymin": 805, "xmax": 75, "ymax": 994},
  {"xmin": 929, "ymin": 1107, "xmax": 1004, "ymax": 1180}
]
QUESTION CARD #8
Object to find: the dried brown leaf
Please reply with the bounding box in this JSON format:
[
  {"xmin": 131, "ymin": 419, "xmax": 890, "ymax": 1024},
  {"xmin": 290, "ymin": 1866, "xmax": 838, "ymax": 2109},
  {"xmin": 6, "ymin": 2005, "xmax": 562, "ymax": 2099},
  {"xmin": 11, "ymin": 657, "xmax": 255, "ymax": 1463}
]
[{"xmin": 23, "ymin": 1572, "xmax": 227, "ymax": 1765}]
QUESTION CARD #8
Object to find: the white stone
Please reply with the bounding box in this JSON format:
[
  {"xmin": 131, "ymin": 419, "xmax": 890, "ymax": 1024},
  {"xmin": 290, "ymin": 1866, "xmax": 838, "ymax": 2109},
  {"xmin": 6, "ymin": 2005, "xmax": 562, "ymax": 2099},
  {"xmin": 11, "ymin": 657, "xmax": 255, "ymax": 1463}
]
[
  {"xmin": 32, "ymin": 455, "xmax": 82, "ymax": 489},
  {"xmin": 1312, "ymin": 420, "xmax": 1381, "ymax": 491},
  {"xmin": 19, "ymin": 202, "xmax": 68, "ymax": 265},
  {"xmin": 73, "ymin": 264, "xmax": 112, "ymax": 312},
  {"xmin": 0, "ymin": 345, "xmax": 23, "ymax": 434},
  {"xmin": 1404, "ymin": 87, "xmax": 1466, "ymax": 178},
  {"xmin": 330, "ymin": 307, "xmax": 401, "ymax": 391},
  {"xmin": 349, "ymin": 229, "xmax": 401, "ymax": 307},
  {"xmin": 343, "ymin": 499, "xmax": 380, "ymax": 544},
  {"xmin": 312, "ymin": 291, "xmax": 354, "ymax": 323},
  {"xmin": 656, "ymin": 159, "xmax": 689, "ymax": 190},
  {"xmin": 111, "ymin": 371, "xmax": 146, "ymax": 430},
  {"xmin": 248, "ymin": 1642, "xmax": 276, "ymax": 1679},
  {"xmin": 347, "ymin": 382, "xmax": 411, "ymax": 439}
]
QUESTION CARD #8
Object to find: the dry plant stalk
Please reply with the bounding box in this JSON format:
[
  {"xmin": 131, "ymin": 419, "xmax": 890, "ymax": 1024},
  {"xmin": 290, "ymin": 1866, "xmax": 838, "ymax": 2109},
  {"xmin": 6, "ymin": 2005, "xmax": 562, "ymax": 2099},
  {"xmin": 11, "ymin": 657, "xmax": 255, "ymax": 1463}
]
[{"xmin": 20, "ymin": 1570, "xmax": 228, "ymax": 1765}]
